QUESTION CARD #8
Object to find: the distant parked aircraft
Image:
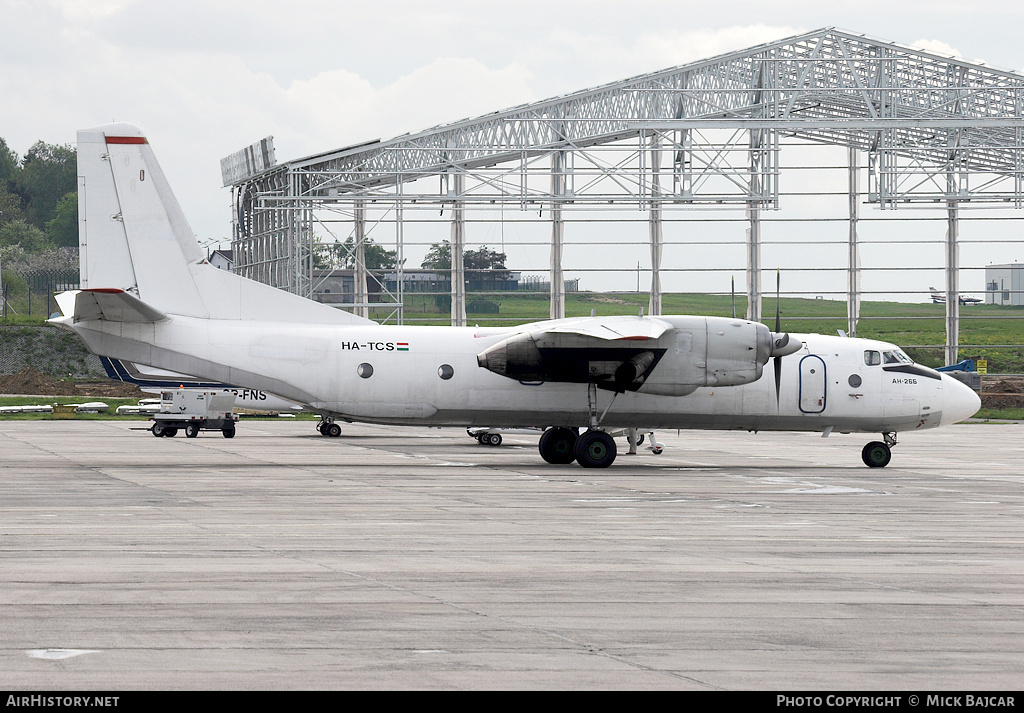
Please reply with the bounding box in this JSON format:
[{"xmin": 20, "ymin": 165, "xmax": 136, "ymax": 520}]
[{"xmin": 930, "ymin": 288, "xmax": 982, "ymax": 305}]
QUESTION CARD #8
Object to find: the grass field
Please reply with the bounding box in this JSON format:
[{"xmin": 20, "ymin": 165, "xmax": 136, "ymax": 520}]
[
  {"xmin": 372, "ymin": 291, "xmax": 1024, "ymax": 372},
  {"xmin": 5, "ymin": 290, "xmax": 1022, "ymax": 370}
]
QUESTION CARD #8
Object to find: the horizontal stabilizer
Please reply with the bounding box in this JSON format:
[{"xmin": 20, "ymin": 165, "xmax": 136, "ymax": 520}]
[
  {"xmin": 66, "ymin": 289, "xmax": 168, "ymax": 323},
  {"xmin": 541, "ymin": 316, "xmax": 672, "ymax": 341}
]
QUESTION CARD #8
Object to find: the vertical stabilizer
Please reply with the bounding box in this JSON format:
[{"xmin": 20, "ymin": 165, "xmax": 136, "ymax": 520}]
[
  {"xmin": 75, "ymin": 124, "xmax": 372, "ymax": 325},
  {"xmin": 78, "ymin": 125, "xmax": 137, "ymax": 290},
  {"xmin": 77, "ymin": 124, "xmax": 208, "ymax": 316}
]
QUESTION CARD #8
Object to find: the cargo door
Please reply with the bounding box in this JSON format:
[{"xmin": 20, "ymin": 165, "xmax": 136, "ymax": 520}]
[{"xmin": 799, "ymin": 355, "xmax": 827, "ymax": 414}]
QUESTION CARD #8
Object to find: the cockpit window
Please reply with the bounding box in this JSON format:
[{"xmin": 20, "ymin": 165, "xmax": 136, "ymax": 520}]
[
  {"xmin": 883, "ymin": 349, "xmax": 913, "ymax": 365},
  {"xmin": 864, "ymin": 350, "xmax": 881, "ymax": 366}
]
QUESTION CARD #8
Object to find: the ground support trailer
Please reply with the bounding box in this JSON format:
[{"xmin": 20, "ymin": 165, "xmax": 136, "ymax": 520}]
[{"xmin": 150, "ymin": 389, "xmax": 238, "ymax": 438}]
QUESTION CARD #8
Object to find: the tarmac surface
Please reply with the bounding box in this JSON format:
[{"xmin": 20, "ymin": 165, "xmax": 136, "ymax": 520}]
[{"xmin": 0, "ymin": 419, "xmax": 1022, "ymax": 690}]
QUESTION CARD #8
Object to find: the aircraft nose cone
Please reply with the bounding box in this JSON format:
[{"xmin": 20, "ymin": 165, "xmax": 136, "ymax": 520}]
[{"xmin": 940, "ymin": 374, "xmax": 981, "ymax": 426}]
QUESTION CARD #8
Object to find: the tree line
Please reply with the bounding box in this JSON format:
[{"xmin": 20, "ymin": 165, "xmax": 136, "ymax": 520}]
[
  {"xmin": 1, "ymin": 137, "xmax": 78, "ymax": 318},
  {"xmin": 0, "ymin": 137, "xmax": 77, "ymax": 254},
  {"xmin": 315, "ymin": 236, "xmax": 509, "ymax": 274}
]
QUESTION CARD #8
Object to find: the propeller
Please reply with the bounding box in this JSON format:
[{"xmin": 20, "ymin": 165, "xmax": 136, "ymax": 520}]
[
  {"xmin": 770, "ymin": 269, "xmax": 800, "ymax": 406},
  {"xmin": 731, "ymin": 276, "xmax": 736, "ymax": 319}
]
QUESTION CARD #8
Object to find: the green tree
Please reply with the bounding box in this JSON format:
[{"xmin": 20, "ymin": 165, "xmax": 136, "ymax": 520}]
[
  {"xmin": 420, "ymin": 240, "xmax": 451, "ymax": 270},
  {"xmin": 16, "ymin": 141, "xmax": 76, "ymax": 228},
  {"xmin": 45, "ymin": 192, "xmax": 78, "ymax": 248},
  {"xmin": 0, "ymin": 137, "xmax": 18, "ymax": 186},
  {"xmin": 0, "ymin": 138, "xmax": 22, "ymax": 230},
  {"xmin": 0, "ymin": 219, "xmax": 50, "ymax": 253},
  {"xmin": 421, "ymin": 240, "xmax": 508, "ymax": 274},
  {"xmin": 315, "ymin": 236, "xmax": 397, "ymax": 271},
  {"xmin": 0, "ymin": 183, "xmax": 24, "ymax": 228}
]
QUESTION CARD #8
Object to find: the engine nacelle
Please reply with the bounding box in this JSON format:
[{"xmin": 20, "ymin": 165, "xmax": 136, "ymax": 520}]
[
  {"xmin": 477, "ymin": 316, "xmax": 798, "ymax": 395},
  {"xmin": 476, "ymin": 331, "xmax": 665, "ymax": 389}
]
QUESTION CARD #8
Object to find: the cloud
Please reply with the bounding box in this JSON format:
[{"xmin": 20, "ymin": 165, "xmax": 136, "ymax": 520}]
[
  {"xmin": 1, "ymin": 4, "xmax": 1015, "ymax": 252},
  {"xmin": 909, "ymin": 38, "xmax": 965, "ymax": 59},
  {"xmin": 280, "ymin": 58, "xmax": 535, "ymax": 153}
]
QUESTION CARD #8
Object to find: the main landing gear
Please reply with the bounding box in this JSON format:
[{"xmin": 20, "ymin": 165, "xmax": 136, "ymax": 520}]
[
  {"xmin": 317, "ymin": 417, "xmax": 341, "ymax": 438},
  {"xmin": 536, "ymin": 384, "xmax": 661, "ymax": 469},
  {"xmin": 575, "ymin": 430, "xmax": 617, "ymax": 468},
  {"xmin": 539, "ymin": 427, "xmax": 580, "ymax": 465},
  {"xmin": 862, "ymin": 432, "xmax": 897, "ymax": 468},
  {"xmin": 538, "ymin": 427, "xmax": 616, "ymax": 468}
]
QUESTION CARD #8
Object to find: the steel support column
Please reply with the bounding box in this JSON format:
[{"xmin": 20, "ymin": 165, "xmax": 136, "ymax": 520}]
[
  {"xmin": 289, "ymin": 172, "xmax": 313, "ymax": 298},
  {"xmin": 848, "ymin": 148, "xmax": 861, "ymax": 337},
  {"xmin": 550, "ymin": 150, "xmax": 566, "ymax": 320},
  {"xmin": 394, "ymin": 182, "xmax": 405, "ymax": 325},
  {"xmin": 945, "ymin": 199, "xmax": 960, "ymax": 365},
  {"xmin": 353, "ymin": 200, "xmax": 368, "ymax": 319},
  {"xmin": 648, "ymin": 133, "xmax": 663, "ymax": 316},
  {"xmin": 745, "ymin": 207, "xmax": 761, "ymax": 324},
  {"xmin": 450, "ymin": 172, "xmax": 467, "ymax": 327}
]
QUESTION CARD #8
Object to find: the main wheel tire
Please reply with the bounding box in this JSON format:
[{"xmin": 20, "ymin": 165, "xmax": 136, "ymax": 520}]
[
  {"xmin": 487, "ymin": 433, "xmax": 502, "ymax": 446},
  {"xmin": 326, "ymin": 423, "xmax": 342, "ymax": 438},
  {"xmin": 861, "ymin": 441, "xmax": 891, "ymax": 468},
  {"xmin": 539, "ymin": 427, "xmax": 578, "ymax": 464},
  {"xmin": 574, "ymin": 430, "xmax": 617, "ymax": 469},
  {"xmin": 185, "ymin": 423, "xmax": 199, "ymax": 438}
]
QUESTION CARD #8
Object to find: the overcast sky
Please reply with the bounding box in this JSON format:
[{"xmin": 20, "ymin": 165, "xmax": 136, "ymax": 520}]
[{"xmin": 4, "ymin": 0, "xmax": 1024, "ymax": 270}]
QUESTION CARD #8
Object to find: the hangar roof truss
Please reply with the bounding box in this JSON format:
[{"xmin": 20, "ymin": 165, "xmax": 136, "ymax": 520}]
[{"xmin": 230, "ymin": 27, "xmax": 1024, "ymax": 209}]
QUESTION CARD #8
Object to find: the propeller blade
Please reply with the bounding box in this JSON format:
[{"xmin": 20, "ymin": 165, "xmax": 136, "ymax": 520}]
[
  {"xmin": 774, "ymin": 270, "xmax": 782, "ymax": 407},
  {"xmin": 774, "ymin": 354, "xmax": 783, "ymax": 405},
  {"xmin": 775, "ymin": 269, "xmax": 781, "ymax": 334},
  {"xmin": 731, "ymin": 276, "xmax": 736, "ymax": 319}
]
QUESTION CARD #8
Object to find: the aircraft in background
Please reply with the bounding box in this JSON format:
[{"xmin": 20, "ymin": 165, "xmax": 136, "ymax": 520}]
[
  {"xmin": 930, "ymin": 288, "xmax": 982, "ymax": 305},
  {"xmin": 99, "ymin": 357, "xmax": 304, "ymax": 415},
  {"xmin": 50, "ymin": 124, "xmax": 980, "ymax": 468}
]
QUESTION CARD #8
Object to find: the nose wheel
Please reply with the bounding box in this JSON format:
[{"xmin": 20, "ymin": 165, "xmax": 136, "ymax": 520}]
[{"xmin": 862, "ymin": 432, "xmax": 896, "ymax": 468}]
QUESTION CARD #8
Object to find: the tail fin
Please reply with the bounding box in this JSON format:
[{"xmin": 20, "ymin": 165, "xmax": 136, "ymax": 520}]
[{"xmin": 76, "ymin": 123, "xmax": 371, "ymax": 325}]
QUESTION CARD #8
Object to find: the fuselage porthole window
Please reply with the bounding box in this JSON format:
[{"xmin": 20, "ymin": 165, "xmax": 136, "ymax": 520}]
[{"xmin": 357, "ymin": 363, "xmax": 373, "ymax": 379}]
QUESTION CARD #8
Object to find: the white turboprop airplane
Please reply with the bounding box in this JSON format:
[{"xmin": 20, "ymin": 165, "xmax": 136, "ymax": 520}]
[{"xmin": 51, "ymin": 123, "xmax": 981, "ymax": 468}]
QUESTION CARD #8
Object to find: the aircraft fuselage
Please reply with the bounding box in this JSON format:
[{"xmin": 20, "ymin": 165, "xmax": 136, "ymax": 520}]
[{"xmin": 70, "ymin": 315, "xmax": 966, "ymax": 436}]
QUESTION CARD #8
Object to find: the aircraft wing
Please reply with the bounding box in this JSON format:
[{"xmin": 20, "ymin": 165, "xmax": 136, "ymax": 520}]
[
  {"xmin": 478, "ymin": 315, "xmax": 675, "ymax": 389},
  {"xmin": 539, "ymin": 315, "xmax": 672, "ymax": 341}
]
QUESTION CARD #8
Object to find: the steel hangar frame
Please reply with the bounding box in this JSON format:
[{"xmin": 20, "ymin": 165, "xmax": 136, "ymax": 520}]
[{"xmin": 224, "ymin": 27, "xmax": 1024, "ymax": 365}]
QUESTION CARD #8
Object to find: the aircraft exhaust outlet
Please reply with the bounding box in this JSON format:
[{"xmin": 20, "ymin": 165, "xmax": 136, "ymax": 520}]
[
  {"xmin": 476, "ymin": 335, "xmax": 545, "ymax": 380},
  {"xmin": 614, "ymin": 351, "xmax": 655, "ymax": 387}
]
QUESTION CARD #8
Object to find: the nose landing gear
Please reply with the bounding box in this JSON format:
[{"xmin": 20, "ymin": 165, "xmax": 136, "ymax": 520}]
[{"xmin": 862, "ymin": 432, "xmax": 897, "ymax": 468}]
